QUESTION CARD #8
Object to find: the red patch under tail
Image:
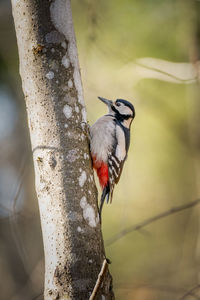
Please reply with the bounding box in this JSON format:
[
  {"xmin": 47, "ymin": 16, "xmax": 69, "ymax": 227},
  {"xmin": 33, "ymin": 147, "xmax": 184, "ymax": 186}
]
[{"xmin": 92, "ymin": 155, "xmax": 109, "ymax": 188}]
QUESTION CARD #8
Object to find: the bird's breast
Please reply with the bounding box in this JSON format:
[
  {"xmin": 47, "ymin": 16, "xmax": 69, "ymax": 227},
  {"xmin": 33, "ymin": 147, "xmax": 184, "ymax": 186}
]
[{"xmin": 90, "ymin": 116, "xmax": 115, "ymax": 163}]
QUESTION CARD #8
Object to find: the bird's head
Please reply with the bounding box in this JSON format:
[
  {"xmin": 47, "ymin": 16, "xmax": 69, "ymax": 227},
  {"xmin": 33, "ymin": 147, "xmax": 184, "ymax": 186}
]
[{"xmin": 98, "ymin": 96, "xmax": 135, "ymax": 128}]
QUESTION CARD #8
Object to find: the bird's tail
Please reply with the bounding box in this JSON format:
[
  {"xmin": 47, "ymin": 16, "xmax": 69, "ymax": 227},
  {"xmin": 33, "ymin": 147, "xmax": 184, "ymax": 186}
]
[{"xmin": 99, "ymin": 184, "xmax": 110, "ymax": 223}]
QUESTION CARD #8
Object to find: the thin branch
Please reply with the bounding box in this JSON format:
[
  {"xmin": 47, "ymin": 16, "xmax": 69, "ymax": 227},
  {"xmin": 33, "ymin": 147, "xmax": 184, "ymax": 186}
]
[
  {"xmin": 106, "ymin": 199, "xmax": 200, "ymax": 247},
  {"xmin": 89, "ymin": 259, "xmax": 108, "ymax": 300},
  {"xmin": 135, "ymin": 61, "xmax": 197, "ymax": 83},
  {"xmin": 179, "ymin": 284, "xmax": 200, "ymax": 300},
  {"xmin": 9, "ymin": 157, "xmax": 30, "ymax": 274},
  {"xmin": 0, "ymin": 203, "xmax": 17, "ymax": 215}
]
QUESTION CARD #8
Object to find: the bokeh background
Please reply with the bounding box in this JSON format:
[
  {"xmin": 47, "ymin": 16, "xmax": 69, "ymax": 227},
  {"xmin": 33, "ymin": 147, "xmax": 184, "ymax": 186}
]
[{"xmin": 0, "ymin": 0, "xmax": 200, "ymax": 299}]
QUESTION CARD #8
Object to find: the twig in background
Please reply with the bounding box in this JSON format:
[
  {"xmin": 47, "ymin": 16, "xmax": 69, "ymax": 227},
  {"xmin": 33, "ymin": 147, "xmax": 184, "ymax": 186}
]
[
  {"xmin": 9, "ymin": 156, "xmax": 30, "ymax": 274},
  {"xmin": 135, "ymin": 60, "xmax": 197, "ymax": 83},
  {"xmin": 106, "ymin": 199, "xmax": 200, "ymax": 246},
  {"xmin": 179, "ymin": 284, "xmax": 200, "ymax": 300}
]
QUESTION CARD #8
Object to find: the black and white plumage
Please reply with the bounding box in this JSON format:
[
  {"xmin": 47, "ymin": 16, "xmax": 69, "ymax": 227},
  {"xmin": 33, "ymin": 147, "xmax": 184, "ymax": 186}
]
[{"xmin": 90, "ymin": 96, "xmax": 135, "ymax": 219}]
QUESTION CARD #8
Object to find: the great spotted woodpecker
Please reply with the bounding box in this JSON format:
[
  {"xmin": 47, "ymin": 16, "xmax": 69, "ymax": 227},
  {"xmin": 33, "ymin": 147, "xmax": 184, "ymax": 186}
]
[{"xmin": 90, "ymin": 97, "xmax": 135, "ymax": 220}]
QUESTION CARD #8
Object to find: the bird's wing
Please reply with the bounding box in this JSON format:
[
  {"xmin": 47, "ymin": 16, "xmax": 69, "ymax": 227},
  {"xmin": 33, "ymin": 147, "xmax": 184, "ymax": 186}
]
[{"xmin": 108, "ymin": 124, "xmax": 127, "ymax": 202}]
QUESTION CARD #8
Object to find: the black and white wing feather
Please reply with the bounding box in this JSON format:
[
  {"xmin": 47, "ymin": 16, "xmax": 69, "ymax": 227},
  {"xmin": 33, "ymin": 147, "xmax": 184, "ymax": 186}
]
[
  {"xmin": 108, "ymin": 123, "xmax": 129, "ymax": 202},
  {"xmin": 108, "ymin": 154, "xmax": 124, "ymax": 202}
]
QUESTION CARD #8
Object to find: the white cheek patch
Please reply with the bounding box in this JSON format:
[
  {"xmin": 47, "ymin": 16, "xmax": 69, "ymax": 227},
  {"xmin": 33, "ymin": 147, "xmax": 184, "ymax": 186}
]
[
  {"xmin": 115, "ymin": 125, "xmax": 126, "ymax": 161},
  {"xmin": 117, "ymin": 105, "xmax": 132, "ymax": 116}
]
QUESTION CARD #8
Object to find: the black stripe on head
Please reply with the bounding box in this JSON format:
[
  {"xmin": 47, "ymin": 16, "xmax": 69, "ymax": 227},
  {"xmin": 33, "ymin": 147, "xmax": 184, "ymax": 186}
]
[
  {"xmin": 111, "ymin": 105, "xmax": 133, "ymax": 122},
  {"xmin": 116, "ymin": 99, "xmax": 135, "ymax": 118}
]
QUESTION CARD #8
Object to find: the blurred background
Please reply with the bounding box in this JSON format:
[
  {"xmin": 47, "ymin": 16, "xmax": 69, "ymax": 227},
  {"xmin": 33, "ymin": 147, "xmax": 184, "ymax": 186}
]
[{"xmin": 0, "ymin": 0, "xmax": 200, "ymax": 299}]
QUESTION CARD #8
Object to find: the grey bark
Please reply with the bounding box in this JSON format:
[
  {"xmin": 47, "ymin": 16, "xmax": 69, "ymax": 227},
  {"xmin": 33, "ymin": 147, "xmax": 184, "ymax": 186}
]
[{"xmin": 11, "ymin": 0, "xmax": 114, "ymax": 299}]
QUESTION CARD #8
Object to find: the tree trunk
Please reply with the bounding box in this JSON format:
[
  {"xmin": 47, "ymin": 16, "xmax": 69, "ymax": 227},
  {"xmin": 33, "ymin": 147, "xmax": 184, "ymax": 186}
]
[{"xmin": 11, "ymin": 0, "xmax": 114, "ymax": 299}]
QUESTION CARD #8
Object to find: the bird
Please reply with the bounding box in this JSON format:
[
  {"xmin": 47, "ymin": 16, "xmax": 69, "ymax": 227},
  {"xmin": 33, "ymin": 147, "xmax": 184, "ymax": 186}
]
[{"xmin": 90, "ymin": 96, "xmax": 135, "ymax": 221}]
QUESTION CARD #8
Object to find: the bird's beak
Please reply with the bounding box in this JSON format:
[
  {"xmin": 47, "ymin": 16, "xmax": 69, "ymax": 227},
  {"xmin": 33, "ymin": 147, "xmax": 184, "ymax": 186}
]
[{"xmin": 98, "ymin": 96, "xmax": 113, "ymax": 107}]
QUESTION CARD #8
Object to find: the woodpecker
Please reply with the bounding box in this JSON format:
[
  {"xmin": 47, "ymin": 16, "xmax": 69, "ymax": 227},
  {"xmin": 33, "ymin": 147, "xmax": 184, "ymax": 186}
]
[{"xmin": 90, "ymin": 96, "xmax": 135, "ymax": 220}]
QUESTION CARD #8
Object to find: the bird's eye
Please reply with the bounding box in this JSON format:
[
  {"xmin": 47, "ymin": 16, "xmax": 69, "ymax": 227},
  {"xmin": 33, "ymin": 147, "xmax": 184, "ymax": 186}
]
[{"xmin": 116, "ymin": 102, "xmax": 121, "ymax": 107}]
